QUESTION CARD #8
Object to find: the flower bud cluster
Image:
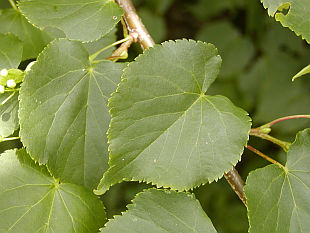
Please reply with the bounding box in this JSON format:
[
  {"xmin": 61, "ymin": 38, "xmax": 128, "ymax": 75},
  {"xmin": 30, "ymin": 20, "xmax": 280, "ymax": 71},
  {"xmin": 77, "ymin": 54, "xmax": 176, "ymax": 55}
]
[{"xmin": 0, "ymin": 68, "xmax": 25, "ymax": 93}]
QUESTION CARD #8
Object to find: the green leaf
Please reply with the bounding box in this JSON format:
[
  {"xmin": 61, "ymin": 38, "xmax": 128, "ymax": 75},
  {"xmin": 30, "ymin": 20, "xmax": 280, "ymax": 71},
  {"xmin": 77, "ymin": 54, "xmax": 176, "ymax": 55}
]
[
  {"xmin": 18, "ymin": 0, "xmax": 123, "ymax": 42},
  {"xmin": 292, "ymin": 64, "xmax": 310, "ymax": 81},
  {"xmin": 0, "ymin": 149, "xmax": 106, "ymax": 232},
  {"xmin": 0, "ymin": 33, "xmax": 22, "ymax": 69},
  {"xmin": 0, "ymin": 9, "xmax": 52, "ymax": 60},
  {"xmin": 96, "ymin": 40, "xmax": 251, "ymax": 194},
  {"xmin": 261, "ymin": 0, "xmax": 310, "ymax": 43},
  {"xmin": 0, "ymin": 92, "xmax": 19, "ymax": 138},
  {"xmin": 244, "ymin": 129, "xmax": 310, "ymax": 233},
  {"xmin": 19, "ymin": 39, "xmax": 126, "ymax": 190},
  {"xmin": 101, "ymin": 188, "xmax": 217, "ymax": 233}
]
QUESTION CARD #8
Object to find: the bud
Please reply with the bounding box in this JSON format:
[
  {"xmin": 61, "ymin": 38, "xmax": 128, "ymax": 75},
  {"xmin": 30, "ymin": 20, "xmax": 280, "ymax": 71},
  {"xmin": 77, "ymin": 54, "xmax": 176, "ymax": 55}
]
[
  {"xmin": 260, "ymin": 127, "xmax": 271, "ymax": 134},
  {"xmin": 0, "ymin": 69, "xmax": 8, "ymax": 77},
  {"xmin": 6, "ymin": 79, "xmax": 16, "ymax": 88},
  {"xmin": 0, "ymin": 85, "xmax": 4, "ymax": 94}
]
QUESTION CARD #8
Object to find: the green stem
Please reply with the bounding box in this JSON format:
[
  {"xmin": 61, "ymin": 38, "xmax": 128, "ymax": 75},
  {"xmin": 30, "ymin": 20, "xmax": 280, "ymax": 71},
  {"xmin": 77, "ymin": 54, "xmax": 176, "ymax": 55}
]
[
  {"xmin": 250, "ymin": 128, "xmax": 291, "ymax": 152},
  {"xmin": 246, "ymin": 145, "xmax": 284, "ymax": 169},
  {"xmin": 89, "ymin": 37, "xmax": 131, "ymax": 62},
  {"xmin": 1, "ymin": 91, "xmax": 16, "ymax": 106},
  {"xmin": 2, "ymin": 136, "xmax": 20, "ymax": 142},
  {"xmin": 8, "ymin": 0, "xmax": 18, "ymax": 11}
]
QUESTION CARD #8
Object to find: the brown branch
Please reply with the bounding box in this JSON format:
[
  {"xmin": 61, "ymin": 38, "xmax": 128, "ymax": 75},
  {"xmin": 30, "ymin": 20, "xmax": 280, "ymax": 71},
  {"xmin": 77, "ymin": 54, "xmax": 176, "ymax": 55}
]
[
  {"xmin": 115, "ymin": 0, "xmax": 246, "ymax": 205},
  {"xmin": 224, "ymin": 168, "xmax": 247, "ymax": 205},
  {"xmin": 115, "ymin": 0, "xmax": 155, "ymax": 49}
]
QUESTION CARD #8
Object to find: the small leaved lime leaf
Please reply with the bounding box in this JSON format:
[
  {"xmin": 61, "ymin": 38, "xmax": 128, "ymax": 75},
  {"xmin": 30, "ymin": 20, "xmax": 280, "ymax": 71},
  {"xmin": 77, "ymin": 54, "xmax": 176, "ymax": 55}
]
[
  {"xmin": 19, "ymin": 39, "xmax": 126, "ymax": 190},
  {"xmin": 101, "ymin": 189, "xmax": 217, "ymax": 233},
  {"xmin": 0, "ymin": 33, "xmax": 22, "ymax": 69},
  {"xmin": 244, "ymin": 128, "xmax": 310, "ymax": 233},
  {"xmin": 18, "ymin": 0, "xmax": 123, "ymax": 42},
  {"xmin": 261, "ymin": 0, "xmax": 310, "ymax": 43},
  {"xmin": 0, "ymin": 149, "xmax": 106, "ymax": 233},
  {"xmin": 96, "ymin": 40, "xmax": 251, "ymax": 194},
  {"xmin": 0, "ymin": 9, "xmax": 52, "ymax": 60}
]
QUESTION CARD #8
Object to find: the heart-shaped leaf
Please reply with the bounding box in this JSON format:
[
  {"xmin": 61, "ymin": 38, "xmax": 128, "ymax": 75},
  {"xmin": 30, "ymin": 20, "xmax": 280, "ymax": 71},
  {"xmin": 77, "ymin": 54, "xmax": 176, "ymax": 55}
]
[
  {"xmin": 0, "ymin": 149, "xmax": 106, "ymax": 233},
  {"xmin": 101, "ymin": 189, "xmax": 217, "ymax": 233},
  {"xmin": 244, "ymin": 128, "xmax": 310, "ymax": 233},
  {"xmin": 96, "ymin": 40, "xmax": 251, "ymax": 194},
  {"xmin": 260, "ymin": 0, "xmax": 310, "ymax": 43},
  {"xmin": 18, "ymin": 0, "xmax": 123, "ymax": 42},
  {"xmin": 19, "ymin": 39, "xmax": 126, "ymax": 189}
]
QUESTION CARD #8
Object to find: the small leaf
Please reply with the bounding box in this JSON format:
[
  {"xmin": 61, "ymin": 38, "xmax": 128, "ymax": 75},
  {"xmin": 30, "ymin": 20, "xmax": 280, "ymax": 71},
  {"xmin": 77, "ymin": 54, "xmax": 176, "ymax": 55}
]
[
  {"xmin": 0, "ymin": 9, "xmax": 52, "ymax": 60},
  {"xmin": 244, "ymin": 128, "xmax": 310, "ymax": 233},
  {"xmin": 292, "ymin": 64, "xmax": 310, "ymax": 81},
  {"xmin": 0, "ymin": 92, "xmax": 19, "ymax": 137},
  {"xmin": 0, "ymin": 33, "xmax": 22, "ymax": 69},
  {"xmin": 0, "ymin": 149, "xmax": 106, "ymax": 233},
  {"xmin": 101, "ymin": 189, "xmax": 217, "ymax": 233},
  {"xmin": 18, "ymin": 0, "xmax": 123, "ymax": 42},
  {"xmin": 261, "ymin": 0, "xmax": 310, "ymax": 43},
  {"xmin": 19, "ymin": 39, "xmax": 126, "ymax": 189},
  {"xmin": 96, "ymin": 40, "xmax": 251, "ymax": 194}
]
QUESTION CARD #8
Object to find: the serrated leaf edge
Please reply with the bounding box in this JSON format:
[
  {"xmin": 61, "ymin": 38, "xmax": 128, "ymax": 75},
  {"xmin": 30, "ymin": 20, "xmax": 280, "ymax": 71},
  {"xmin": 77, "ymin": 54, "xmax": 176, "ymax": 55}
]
[{"xmin": 95, "ymin": 39, "xmax": 252, "ymax": 195}]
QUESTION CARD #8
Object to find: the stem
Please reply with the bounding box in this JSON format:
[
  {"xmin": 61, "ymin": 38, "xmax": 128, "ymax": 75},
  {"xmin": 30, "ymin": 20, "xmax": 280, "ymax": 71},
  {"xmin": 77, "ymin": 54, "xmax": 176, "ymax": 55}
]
[
  {"xmin": 250, "ymin": 128, "xmax": 291, "ymax": 152},
  {"xmin": 115, "ymin": 0, "xmax": 155, "ymax": 49},
  {"xmin": 1, "ymin": 91, "xmax": 16, "ymax": 106},
  {"xmin": 116, "ymin": 0, "xmax": 246, "ymax": 205},
  {"xmin": 107, "ymin": 35, "xmax": 134, "ymax": 61},
  {"xmin": 8, "ymin": 0, "xmax": 18, "ymax": 11},
  {"xmin": 2, "ymin": 136, "xmax": 20, "ymax": 142},
  {"xmin": 224, "ymin": 168, "xmax": 247, "ymax": 205},
  {"xmin": 89, "ymin": 37, "xmax": 131, "ymax": 62},
  {"xmin": 262, "ymin": 115, "xmax": 310, "ymax": 128},
  {"xmin": 246, "ymin": 145, "xmax": 284, "ymax": 168}
]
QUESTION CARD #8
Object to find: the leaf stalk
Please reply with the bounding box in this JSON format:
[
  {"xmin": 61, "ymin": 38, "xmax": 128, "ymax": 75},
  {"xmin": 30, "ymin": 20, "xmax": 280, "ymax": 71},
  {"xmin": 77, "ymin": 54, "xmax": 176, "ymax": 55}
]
[
  {"xmin": 8, "ymin": 0, "xmax": 18, "ymax": 11},
  {"xmin": 249, "ymin": 128, "xmax": 291, "ymax": 152},
  {"xmin": 246, "ymin": 145, "xmax": 284, "ymax": 169}
]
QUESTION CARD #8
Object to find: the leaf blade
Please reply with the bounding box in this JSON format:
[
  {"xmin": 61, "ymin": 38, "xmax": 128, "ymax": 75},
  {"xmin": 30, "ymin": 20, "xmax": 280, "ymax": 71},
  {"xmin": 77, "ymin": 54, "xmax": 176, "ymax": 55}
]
[
  {"xmin": 96, "ymin": 40, "xmax": 251, "ymax": 194},
  {"xmin": 0, "ymin": 33, "xmax": 22, "ymax": 69},
  {"xmin": 0, "ymin": 149, "xmax": 106, "ymax": 233},
  {"xmin": 18, "ymin": 0, "xmax": 123, "ymax": 42},
  {"xmin": 19, "ymin": 39, "xmax": 126, "ymax": 189},
  {"xmin": 260, "ymin": 0, "xmax": 310, "ymax": 43},
  {"xmin": 244, "ymin": 129, "xmax": 310, "ymax": 233},
  {"xmin": 101, "ymin": 189, "xmax": 217, "ymax": 233}
]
